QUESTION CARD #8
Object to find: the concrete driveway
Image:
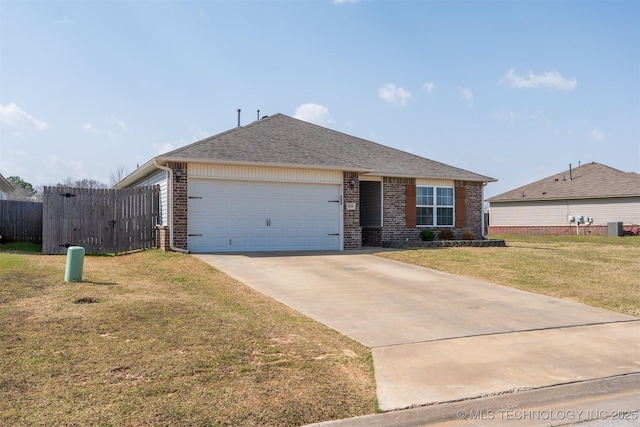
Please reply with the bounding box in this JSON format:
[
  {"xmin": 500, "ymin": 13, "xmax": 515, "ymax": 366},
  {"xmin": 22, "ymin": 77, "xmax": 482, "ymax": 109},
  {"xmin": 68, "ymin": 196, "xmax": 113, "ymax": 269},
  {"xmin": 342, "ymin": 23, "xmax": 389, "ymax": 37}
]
[{"xmin": 194, "ymin": 251, "xmax": 639, "ymax": 411}]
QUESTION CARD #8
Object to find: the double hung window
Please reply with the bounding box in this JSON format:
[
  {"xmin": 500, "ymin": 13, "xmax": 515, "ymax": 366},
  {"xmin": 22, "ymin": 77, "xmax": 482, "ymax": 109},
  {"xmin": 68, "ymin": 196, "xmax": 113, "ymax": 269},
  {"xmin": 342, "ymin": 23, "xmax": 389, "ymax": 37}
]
[{"xmin": 416, "ymin": 186, "xmax": 454, "ymax": 226}]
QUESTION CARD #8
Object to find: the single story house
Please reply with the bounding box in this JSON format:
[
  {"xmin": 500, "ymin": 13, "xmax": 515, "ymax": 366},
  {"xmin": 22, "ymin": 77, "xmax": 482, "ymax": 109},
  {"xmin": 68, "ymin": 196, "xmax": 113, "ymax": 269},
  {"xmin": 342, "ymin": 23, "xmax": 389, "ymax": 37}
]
[
  {"xmin": 115, "ymin": 114, "xmax": 495, "ymax": 252},
  {"xmin": 487, "ymin": 162, "xmax": 640, "ymax": 235},
  {"xmin": 0, "ymin": 173, "xmax": 14, "ymax": 200}
]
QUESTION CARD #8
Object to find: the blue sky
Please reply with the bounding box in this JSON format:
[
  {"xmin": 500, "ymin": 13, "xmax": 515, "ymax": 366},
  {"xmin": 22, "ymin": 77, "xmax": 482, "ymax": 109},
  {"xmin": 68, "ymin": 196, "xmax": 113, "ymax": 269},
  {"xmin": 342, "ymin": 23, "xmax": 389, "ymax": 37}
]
[{"xmin": 1, "ymin": 0, "xmax": 638, "ymax": 198}]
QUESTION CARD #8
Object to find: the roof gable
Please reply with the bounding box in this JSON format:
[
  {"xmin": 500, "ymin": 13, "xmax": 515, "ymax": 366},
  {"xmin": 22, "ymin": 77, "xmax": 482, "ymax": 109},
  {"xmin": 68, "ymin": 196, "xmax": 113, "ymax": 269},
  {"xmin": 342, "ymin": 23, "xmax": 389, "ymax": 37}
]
[
  {"xmin": 487, "ymin": 162, "xmax": 640, "ymax": 202},
  {"xmin": 161, "ymin": 114, "xmax": 495, "ymax": 182}
]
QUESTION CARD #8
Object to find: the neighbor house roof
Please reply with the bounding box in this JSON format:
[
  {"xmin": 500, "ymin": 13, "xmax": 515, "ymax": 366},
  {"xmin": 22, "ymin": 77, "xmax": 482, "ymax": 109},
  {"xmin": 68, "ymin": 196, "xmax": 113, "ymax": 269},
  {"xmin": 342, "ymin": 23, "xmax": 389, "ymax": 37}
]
[
  {"xmin": 487, "ymin": 162, "xmax": 640, "ymax": 202},
  {"xmin": 0, "ymin": 173, "xmax": 14, "ymax": 194},
  {"xmin": 117, "ymin": 114, "xmax": 495, "ymax": 188}
]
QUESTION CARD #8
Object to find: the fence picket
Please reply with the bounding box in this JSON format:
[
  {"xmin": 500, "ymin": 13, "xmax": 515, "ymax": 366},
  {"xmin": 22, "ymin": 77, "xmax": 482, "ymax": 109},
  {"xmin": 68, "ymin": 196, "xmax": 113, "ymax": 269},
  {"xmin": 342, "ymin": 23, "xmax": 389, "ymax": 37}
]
[
  {"xmin": 41, "ymin": 185, "xmax": 159, "ymax": 254},
  {"xmin": 0, "ymin": 200, "xmax": 43, "ymax": 243}
]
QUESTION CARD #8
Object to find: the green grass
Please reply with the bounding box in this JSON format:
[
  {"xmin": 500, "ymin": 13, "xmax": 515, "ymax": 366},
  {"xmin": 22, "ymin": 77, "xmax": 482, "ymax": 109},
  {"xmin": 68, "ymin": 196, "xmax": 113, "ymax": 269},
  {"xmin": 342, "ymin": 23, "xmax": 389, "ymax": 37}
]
[
  {"xmin": 0, "ymin": 242, "xmax": 42, "ymax": 253},
  {"xmin": 0, "ymin": 250, "xmax": 377, "ymax": 426},
  {"xmin": 378, "ymin": 235, "xmax": 640, "ymax": 317}
]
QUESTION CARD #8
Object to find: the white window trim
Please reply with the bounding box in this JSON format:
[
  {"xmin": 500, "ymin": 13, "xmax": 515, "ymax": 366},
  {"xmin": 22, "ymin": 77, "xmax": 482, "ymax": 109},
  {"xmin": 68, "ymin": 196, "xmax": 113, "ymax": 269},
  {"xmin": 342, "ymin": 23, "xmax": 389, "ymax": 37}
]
[{"xmin": 416, "ymin": 185, "xmax": 455, "ymax": 227}]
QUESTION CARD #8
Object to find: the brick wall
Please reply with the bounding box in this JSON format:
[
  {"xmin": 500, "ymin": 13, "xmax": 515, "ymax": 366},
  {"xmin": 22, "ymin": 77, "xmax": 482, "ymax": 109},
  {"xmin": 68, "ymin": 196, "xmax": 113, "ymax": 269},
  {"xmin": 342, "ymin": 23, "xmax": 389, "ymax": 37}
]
[
  {"xmin": 381, "ymin": 177, "xmax": 417, "ymax": 242},
  {"xmin": 343, "ymin": 172, "xmax": 362, "ymax": 249},
  {"xmin": 170, "ymin": 162, "xmax": 188, "ymax": 250},
  {"xmin": 454, "ymin": 180, "xmax": 484, "ymax": 239},
  {"xmin": 156, "ymin": 225, "xmax": 169, "ymax": 251},
  {"xmin": 362, "ymin": 227, "xmax": 382, "ymax": 246},
  {"xmin": 380, "ymin": 178, "xmax": 485, "ymax": 244},
  {"xmin": 488, "ymin": 225, "xmax": 608, "ymax": 236}
]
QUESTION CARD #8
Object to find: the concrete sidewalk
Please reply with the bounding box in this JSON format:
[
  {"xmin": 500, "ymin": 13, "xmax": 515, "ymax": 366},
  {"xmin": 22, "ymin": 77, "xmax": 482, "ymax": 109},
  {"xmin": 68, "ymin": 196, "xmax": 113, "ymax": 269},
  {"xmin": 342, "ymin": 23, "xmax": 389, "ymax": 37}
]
[{"xmin": 194, "ymin": 252, "xmax": 639, "ymax": 412}]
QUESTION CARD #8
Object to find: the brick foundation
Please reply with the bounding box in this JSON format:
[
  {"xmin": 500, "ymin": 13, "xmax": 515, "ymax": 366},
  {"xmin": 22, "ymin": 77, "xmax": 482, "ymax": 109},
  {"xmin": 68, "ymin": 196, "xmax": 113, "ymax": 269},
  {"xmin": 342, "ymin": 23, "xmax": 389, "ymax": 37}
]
[
  {"xmin": 383, "ymin": 239, "xmax": 506, "ymax": 249},
  {"xmin": 362, "ymin": 227, "xmax": 382, "ymax": 246},
  {"xmin": 156, "ymin": 225, "xmax": 169, "ymax": 251}
]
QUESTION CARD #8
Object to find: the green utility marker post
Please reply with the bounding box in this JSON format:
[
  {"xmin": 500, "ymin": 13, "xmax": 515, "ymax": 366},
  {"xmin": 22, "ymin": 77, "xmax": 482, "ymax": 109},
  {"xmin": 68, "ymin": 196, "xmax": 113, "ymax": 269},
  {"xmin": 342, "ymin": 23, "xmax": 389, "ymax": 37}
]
[{"xmin": 64, "ymin": 246, "xmax": 85, "ymax": 282}]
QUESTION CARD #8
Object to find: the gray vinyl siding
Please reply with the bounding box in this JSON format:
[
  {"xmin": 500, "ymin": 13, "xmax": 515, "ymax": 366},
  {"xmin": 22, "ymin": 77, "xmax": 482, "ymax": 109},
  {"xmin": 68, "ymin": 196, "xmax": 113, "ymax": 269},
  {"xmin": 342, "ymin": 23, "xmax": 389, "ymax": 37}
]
[
  {"xmin": 490, "ymin": 197, "xmax": 640, "ymax": 227},
  {"xmin": 133, "ymin": 170, "xmax": 168, "ymax": 226}
]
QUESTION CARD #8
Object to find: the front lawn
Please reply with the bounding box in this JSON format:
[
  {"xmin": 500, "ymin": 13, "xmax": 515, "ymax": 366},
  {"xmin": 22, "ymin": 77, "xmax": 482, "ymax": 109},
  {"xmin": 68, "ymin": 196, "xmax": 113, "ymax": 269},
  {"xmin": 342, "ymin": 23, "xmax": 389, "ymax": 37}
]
[
  {"xmin": 0, "ymin": 250, "xmax": 377, "ymax": 426},
  {"xmin": 378, "ymin": 235, "xmax": 640, "ymax": 317}
]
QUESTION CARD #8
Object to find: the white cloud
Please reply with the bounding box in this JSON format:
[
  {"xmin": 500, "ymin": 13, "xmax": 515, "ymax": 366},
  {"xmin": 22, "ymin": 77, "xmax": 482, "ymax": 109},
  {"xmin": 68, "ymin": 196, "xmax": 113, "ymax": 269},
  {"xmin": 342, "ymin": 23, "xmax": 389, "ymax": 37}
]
[
  {"xmin": 108, "ymin": 116, "xmax": 127, "ymax": 131},
  {"xmin": 47, "ymin": 153, "xmax": 84, "ymax": 176},
  {"xmin": 0, "ymin": 102, "xmax": 48, "ymax": 131},
  {"xmin": 293, "ymin": 103, "xmax": 335, "ymax": 126},
  {"xmin": 458, "ymin": 87, "xmax": 473, "ymax": 105},
  {"xmin": 369, "ymin": 133, "xmax": 383, "ymax": 142},
  {"xmin": 500, "ymin": 68, "xmax": 577, "ymax": 91},
  {"xmin": 530, "ymin": 112, "xmax": 552, "ymax": 127},
  {"xmin": 152, "ymin": 129, "xmax": 211, "ymax": 156},
  {"xmin": 491, "ymin": 110, "xmax": 516, "ymax": 124},
  {"xmin": 83, "ymin": 123, "xmax": 100, "ymax": 134},
  {"xmin": 590, "ymin": 127, "xmax": 605, "ymax": 141},
  {"xmin": 333, "ymin": 0, "xmax": 359, "ymax": 4},
  {"xmin": 154, "ymin": 143, "xmax": 176, "ymax": 154},
  {"xmin": 191, "ymin": 129, "xmax": 210, "ymax": 142},
  {"xmin": 423, "ymin": 82, "xmax": 435, "ymax": 93},
  {"xmin": 378, "ymin": 83, "xmax": 411, "ymax": 107}
]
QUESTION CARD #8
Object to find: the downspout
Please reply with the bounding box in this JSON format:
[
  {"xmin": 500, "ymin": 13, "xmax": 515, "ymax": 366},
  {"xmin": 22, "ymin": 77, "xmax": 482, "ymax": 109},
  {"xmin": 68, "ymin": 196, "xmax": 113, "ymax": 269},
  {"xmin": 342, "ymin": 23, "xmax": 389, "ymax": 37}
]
[
  {"xmin": 154, "ymin": 160, "xmax": 189, "ymax": 253},
  {"xmin": 481, "ymin": 182, "xmax": 487, "ymax": 239}
]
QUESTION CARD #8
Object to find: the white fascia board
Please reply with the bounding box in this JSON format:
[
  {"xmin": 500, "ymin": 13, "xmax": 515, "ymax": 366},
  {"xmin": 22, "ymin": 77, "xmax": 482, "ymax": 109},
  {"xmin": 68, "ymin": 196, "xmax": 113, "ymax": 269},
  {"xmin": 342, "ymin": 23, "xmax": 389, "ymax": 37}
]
[{"xmin": 156, "ymin": 157, "xmax": 373, "ymax": 174}]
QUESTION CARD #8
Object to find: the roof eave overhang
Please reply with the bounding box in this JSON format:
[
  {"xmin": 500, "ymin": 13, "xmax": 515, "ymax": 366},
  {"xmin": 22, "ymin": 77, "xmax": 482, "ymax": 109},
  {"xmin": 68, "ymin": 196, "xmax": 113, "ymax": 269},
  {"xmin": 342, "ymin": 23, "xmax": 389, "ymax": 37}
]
[
  {"xmin": 0, "ymin": 175, "xmax": 14, "ymax": 193},
  {"xmin": 114, "ymin": 156, "xmax": 497, "ymax": 188},
  {"xmin": 112, "ymin": 158, "xmax": 162, "ymax": 189},
  {"xmin": 163, "ymin": 157, "xmax": 373, "ymax": 173},
  {"xmin": 488, "ymin": 194, "xmax": 640, "ymax": 203},
  {"xmin": 362, "ymin": 171, "xmax": 497, "ymax": 183}
]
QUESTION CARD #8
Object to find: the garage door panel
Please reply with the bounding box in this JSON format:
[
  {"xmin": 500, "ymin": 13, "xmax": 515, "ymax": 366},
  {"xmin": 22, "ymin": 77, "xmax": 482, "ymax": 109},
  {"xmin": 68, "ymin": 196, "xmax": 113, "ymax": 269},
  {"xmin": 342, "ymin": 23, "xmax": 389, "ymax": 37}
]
[{"xmin": 188, "ymin": 179, "xmax": 341, "ymax": 252}]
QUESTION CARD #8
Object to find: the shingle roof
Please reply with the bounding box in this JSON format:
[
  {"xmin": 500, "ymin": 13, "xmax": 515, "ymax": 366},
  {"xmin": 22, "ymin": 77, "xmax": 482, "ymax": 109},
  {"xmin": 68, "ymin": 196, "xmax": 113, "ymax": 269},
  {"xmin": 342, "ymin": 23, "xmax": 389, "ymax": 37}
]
[
  {"xmin": 487, "ymin": 162, "xmax": 640, "ymax": 202},
  {"xmin": 161, "ymin": 114, "xmax": 495, "ymax": 182}
]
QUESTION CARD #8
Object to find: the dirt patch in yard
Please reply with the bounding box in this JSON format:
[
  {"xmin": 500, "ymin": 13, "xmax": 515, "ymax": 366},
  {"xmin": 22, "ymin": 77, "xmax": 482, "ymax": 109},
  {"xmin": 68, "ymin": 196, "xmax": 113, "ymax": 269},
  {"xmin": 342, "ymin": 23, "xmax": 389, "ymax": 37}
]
[{"xmin": 0, "ymin": 250, "xmax": 377, "ymax": 426}]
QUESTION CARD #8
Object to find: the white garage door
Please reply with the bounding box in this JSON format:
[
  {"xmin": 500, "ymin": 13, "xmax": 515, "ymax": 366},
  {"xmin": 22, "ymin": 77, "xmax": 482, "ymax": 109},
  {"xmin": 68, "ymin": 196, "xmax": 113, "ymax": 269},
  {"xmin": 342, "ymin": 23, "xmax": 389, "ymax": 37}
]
[{"xmin": 188, "ymin": 179, "xmax": 342, "ymax": 252}]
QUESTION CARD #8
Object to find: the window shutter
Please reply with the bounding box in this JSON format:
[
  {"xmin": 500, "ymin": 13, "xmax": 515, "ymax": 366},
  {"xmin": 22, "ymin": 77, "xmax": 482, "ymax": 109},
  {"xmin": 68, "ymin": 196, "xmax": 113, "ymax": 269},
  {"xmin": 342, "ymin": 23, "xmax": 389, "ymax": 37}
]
[
  {"xmin": 455, "ymin": 186, "xmax": 466, "ymax": 228},
  {"xmin": 406, "ymin": 184, "xmax": 416, "ymax": 228}
]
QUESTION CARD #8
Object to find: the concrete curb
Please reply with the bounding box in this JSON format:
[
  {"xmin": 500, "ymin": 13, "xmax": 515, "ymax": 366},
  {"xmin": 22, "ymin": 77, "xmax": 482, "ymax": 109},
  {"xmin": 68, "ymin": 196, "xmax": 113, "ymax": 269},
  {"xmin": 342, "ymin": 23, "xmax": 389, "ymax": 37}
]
[{"xmin": 304, "ymin": 374, "xmax": 640, "ymax": 427}]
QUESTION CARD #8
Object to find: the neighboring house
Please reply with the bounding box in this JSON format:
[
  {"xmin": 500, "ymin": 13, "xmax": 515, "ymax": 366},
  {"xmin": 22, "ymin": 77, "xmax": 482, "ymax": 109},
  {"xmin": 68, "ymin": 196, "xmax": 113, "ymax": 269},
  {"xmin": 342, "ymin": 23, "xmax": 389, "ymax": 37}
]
[
  {"xmin": 487, "ymin": 162, "xmax": 640, "ymax": 235},
  {"xmin": 0, "ymin": 173, "xmax": 14, "ymax": 200},
  {"xmin": 115, "ymin": 114, "xmax": 495, "ymax": 252}
]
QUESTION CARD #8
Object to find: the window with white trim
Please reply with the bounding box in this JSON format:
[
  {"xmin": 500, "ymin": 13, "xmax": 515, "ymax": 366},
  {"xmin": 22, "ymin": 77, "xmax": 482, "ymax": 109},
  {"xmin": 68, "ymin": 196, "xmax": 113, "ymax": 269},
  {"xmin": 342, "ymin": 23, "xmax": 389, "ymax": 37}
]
[{"xmin": 416, "ymin": 186, "xmax": 454, "ymax": 226}]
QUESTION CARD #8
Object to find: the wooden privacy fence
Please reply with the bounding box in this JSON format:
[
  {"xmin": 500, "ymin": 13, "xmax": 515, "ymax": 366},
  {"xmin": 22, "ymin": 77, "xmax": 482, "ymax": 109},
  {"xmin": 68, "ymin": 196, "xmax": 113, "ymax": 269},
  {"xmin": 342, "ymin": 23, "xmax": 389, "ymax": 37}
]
[
  {"xmin": 42, "ymin": 186, "xmax": 160, "ymax": 255},
  {"xmin": 0, "ymin": 200, "xmax": 43, "ymax": 243}
]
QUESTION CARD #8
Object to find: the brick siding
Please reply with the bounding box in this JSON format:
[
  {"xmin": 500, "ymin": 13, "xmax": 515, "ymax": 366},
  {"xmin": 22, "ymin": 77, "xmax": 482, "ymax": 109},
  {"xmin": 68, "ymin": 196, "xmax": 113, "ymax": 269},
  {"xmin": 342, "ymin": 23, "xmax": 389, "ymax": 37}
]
[
  {"xmin": 362, "ymin": 227, "xmax": 382, "ymax": 246},
  {"xmin": 156, "ymin": 225, "xmax": 169, "ymax": 251},
  {"xmin": 170, "ymin": 162, "xmax": 188, "ymax": 251},
  {"xmin": 381, "ymin": 177, "xmax": 416, "ymax": 242},
  {"xmin": 453, "ymin": 180, "xmax": 484, "ymax": 239},
  {"xmin": 379, "ymin": 178, "xmax": 484, "ymax": 244},
  {"xmin": 343, "ymin": 172, "xmax": 362, "ymax": 249},
  {"xmin": 488, "ymin": 225, "xmax": 608, "ymax": 236}
]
